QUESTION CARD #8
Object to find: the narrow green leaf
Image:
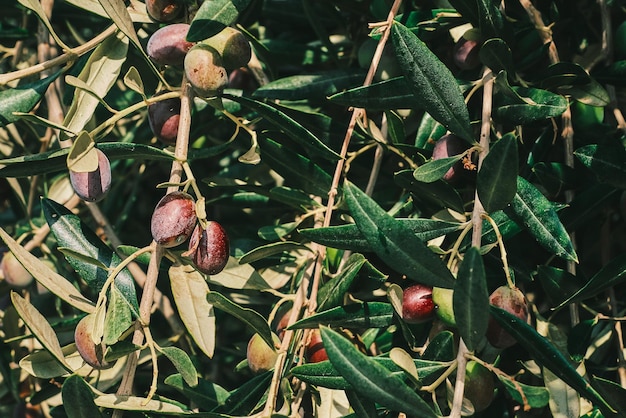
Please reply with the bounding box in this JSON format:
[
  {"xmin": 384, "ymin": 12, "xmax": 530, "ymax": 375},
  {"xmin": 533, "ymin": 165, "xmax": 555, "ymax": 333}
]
[
  {"xmin": 453, "ymin": 247, "xmax": 488, "ymax": 352},
  {"xmin": 227, "ymin": 94, "xmax": 340, "ymax": 160},
  {"xmin": 574, "ymin": 144, "xmax": 626, "ymax": 189},
  {"xmin": 11, "ymin": 292, "xmax": 72, "ymax": 372},
  {"xmin": 344, "ymin": 182, "xmax": 455, "ymax": 288},
  {"xmin": 0, "ymin": 228, "xmax": 95, "ymax": 313},
  {"xmin": 385, "ymin": 110, "xmax": 406, "ymax": 144},
  {"xmin": 299, "ymin": 218, "xmax": 462, "ymax": 252},
  {"xmin": 317, "ymin": 254, "xmax": 367, "ymax": 311},
  {"xmin": 555, "ymin": 254, "xmax": 626, "ymax": 309},
  {"xmin": 97, "ymin": 0, "xmax": 141, "ymax": 47},
  {"xmin": 489, "ymin": 306, "xmax": 613, "ymax": 413},
  {"xmin": 289, "ymin": 302, "xmax": 394, "ymax": 329},
  {"xmin": 0, "ymin": 142, "xmax": 173, "ymax": 178},
  {"xmin": 164, "ymin": 374, "xmax": 229, "ymax": 411},
  {"xmin": 214, "ymin": 371, "xmax": 272, "ymax": 415},
  {"xmin": 477, "ymin": 133, "xmax": 518, "ymax": 212},
  {"xmin": 239, "ymin": 241, "xmax": 311, "ymax": 264},
  {"xmin": 160, "ymin": 346, "xmax": 198, "ymax": 387},
  {"xmin": 534, "ymin": 62, "xmax": 590, "ymax": 90},
  {"xmin": 415, "ymin": 112, "xmax": 446, "ymax": 149},
  {"xmin": 497, "ymin": 376, "xmax": 550, "ymax": 409},
  {"xmin": 391, "ymin": 22, "xmax": 472, "ymax": 141},
  {"xmin": 421, "ymin": 330, "xmax": 456, "ymax": 362},
  {"xmin": 329, "ymin": 77, "xmax": 420, "ymax": 110},
  {"xmin": 321, "ymin": 327, "xmax": 438, "ymax": 417},
  {"xmin": 395, "ymin": 170, "xmax": 465, "ymax": 214},
  {"xmin": 62, "ymin": 375, "xmax": 103, "ymax": 418},
  {"xmin": 42, "ymin": 198, "xmax": 140, "ymax": 317},
  {"xmin": 93, "ymin": 394, "xmax": 189, "ymax": 413},
  {"xmin": 591, "ymin": 377, "xmax": 626, "ymax": 417},
  {"xmin": 0, "ymin": 71, "xmax": 60, "ymax": 127},
  {"xmin": 477, "ymin": 0, "xmax": 504, "ymax": 37},
  {"xmin": 103, "ymin": 286, "xmax": 132, "ymax": 345},
  {"xmin": 170, "ymin": 265, "xmax": 215, "ymax": 358},
  {"xmin": 257, "ymin": 137, "xmax": 333, "ymax": 197},
  {"xmin": 187, "ymin": 0, "xmax": 252, "ymax": 42},
  {"xmin": 253, "ymin": 70, "xmax": 366, "ymax": 101},
  {"xmin": 510, "ymin": 177, "xmax": 578, "ymax": 262},
  {"xmin": 206, "ymin": 291, "xmax": 274, "ymax": 349},
  {"xmin": 479, "ymin": 39, "xmax": 514, "ymax": 74},
  {"xmin": 414, "ymin": 155, "xmax": 463, "ymax": 183},
  {"xmin": 493, "ymin": 86, "xmax": 568, "ymax": 124},
  {"xmin": 536, "ymin": 266, "xmax": 586, "ymax": 308}
]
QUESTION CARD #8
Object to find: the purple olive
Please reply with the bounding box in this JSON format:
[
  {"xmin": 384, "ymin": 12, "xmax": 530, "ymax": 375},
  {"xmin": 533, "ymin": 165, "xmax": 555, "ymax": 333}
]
[
  {"xmin": 432, "ymin": 134, "xmax": 468, "ymax": 182},
  {"xmin": 146, "ymin": 0, "xmax": 182, "ymax": 22},
  {"xmin": 148, "ymin": 92, "xmax": 181, "ymax": 145},
  {"xmin": 188, "ymin": 221, "xmax": 229, "ymax": 275},
  {"xmin": 453, "ymin": 37, "xmax": 481, "ymax": 70},
  {"xmin": 147, "ymin": 24, "xmax": 194, "ymax": 66},
  {"xmin": 69, "ymin": 148, "xmax": 112, "ymax": 202},
  {"xmin": 151, "ymin": 191, "xmax": 197, "ymax": 248}
]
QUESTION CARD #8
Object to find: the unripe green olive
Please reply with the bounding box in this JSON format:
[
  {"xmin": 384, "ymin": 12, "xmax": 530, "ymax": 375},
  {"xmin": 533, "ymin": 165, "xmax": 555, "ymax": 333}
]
[
  {"xmin": 188, "ymin": 221, "xmax": 229, "ymax": 275},
  {"xmin": 246, "ymin": 333, "xmax": 280, "ymax": 373},
  {"xmin": 201, "ymin": 27, "xmax": 251, "ymax": 70},
  {"xmin": 148, "ymin": 92, "xmax": 181, "ymax": 145},
  {"xmin": 486, "ymin": 285, "xmax": 529, "ymax": 349},
  {"xmin": 74, "ymin": 314, "xmax": 112, "ymax": 369},
  {"xmin": 146, "ymin": 0, "xmax": 182, "ymax": 22},
  {"xmin": 69, "ymin": 148, "xmax": 112, "ymax": 202},
  {"xmin": 184, "ymin": 44, "xmax": 229, "ymax": 98},
  {"xmin": 147, "ymin": 24, "xmax": 194, "ymax": 66},
  {"xmin": 464, "ymin": 361, "xmax": 495, "ymax": 412},
  {"xmin": 432, "ymin": 287, "xmax": 455, "ymax": 327},
  {"xmin": 150, "ymin": 191, "xmax": 197, "ymax": 248},
  {"xmin": 1, "ymin": 252, "xmax": 33, "ymax": 288}
]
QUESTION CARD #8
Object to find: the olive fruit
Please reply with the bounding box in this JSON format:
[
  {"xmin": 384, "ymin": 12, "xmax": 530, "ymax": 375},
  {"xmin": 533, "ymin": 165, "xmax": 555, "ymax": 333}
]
[
  {"xmin": 486, "ymin": 285, "xmax": 529, "ymax": 349},
  {"xmin": 184, "ymin": 44, "xmax": 229, "ymax": 97},
  {"xmin": 147, "ymin": 24, "xmax": 194, "ymax": 66},
  {"xmin": 228, "ymin": 67, "xmax": 258, "ymax": 92},
  {"xmin": 69, "ymin": 148, "xmax": 112, "ymax": 202},
  {"xmin": 150, "ymin": 191, "xmax": 197, "ymax": 248},
  {"xmin": 452, "ymin": 37, "xmax": 481, "ymax": 70},
  {"xmin": 306, "ymin": 329, "xmax": 328, "ymax": 363},
  {"xmin": 274, "ymin": 307, "xmax": 293, "ymax": 340},
  {"xmin": 148, "ymin": 92, "xmax": 181, "ymax": 145},
  {"xmin": 74, "ymin": 314, "xmax": 112, "ymax": 369},
  {"xmin": 146, "ymin": 0, "xmax": 182, "ymax": 22},
  {"xmin": 402, "ymin": 284, "xmax": 435, "ymax": 324},
  {"xmin": 202, "ymin": 27, "xmax": 251, "ymax": 70},
  {"xmin": 432, "ymin": 287, "xmax": 456, "ymax": 326},
  {"xmin": 431, "ymin": 134, "xmax": 467, "ymax": 182},
  {"xmin": 464, "ymin": 361, "xmax": 495, "ymax": 412},
  {"xmin": 1, "ymin": 252, "xmax": 33, "ymax": 288},
  {"xmin": 247, "ymin": 333, "xmax": 280, "ymax": 373},
  {"xmin": 188, "ymin": 221, "xmax": 229, "ymax": 275}
]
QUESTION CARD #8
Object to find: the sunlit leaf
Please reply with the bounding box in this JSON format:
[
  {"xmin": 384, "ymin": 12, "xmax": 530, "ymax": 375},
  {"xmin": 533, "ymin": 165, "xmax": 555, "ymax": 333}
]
[
  {"xmin": 0, "ymin": 71, "xmax": 60, "ymax": 127},
  {"xmin": 289, "ymin": 302, "xmax": 394, "ymax": 329}
]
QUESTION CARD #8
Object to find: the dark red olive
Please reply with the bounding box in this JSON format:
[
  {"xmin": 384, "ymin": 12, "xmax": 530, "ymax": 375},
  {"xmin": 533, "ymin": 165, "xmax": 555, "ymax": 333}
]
[
  {"xmin": 148, "ymin": 92, "xmax": 181, "ymax": 145},
  {"xmin": 188, "ymin": 221, "xmax": 229, "ymax": 275},
  {"xmin": 432, "ymin": 134, "xmax": 468, "ymax": 182},
  {"xmin": 453, "ymin": 37, "xmax": 481, "ymax": 70},
  {"xmin": 305, "ymin": 329, "xmax": 329, "ymax": 363},
  {"xmin": 486, "ymin": 286, "xmax": 529, "ymax": 348},
  {"xmin": 150, "ymin": 191, "xmax": 197, "ymax": 248},
  {"xmin": 402, "ymin": 284, "xmax": 436, "ymax": 324},
  {"xmin": 147, "ymin": 24, "xmax": 194, "ymax": 66}
]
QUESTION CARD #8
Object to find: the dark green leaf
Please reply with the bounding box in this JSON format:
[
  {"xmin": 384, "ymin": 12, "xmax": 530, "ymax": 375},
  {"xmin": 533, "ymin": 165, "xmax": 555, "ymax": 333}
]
[
  {"xmin": 532, "ymin": 162, "xmax": 577, "ymax": 196},
  {"xmin": 0, "ymin": 71, "xmax": 60, "ymax": 127},
  {"xmin": 391, "ymin": 22, "xmax": 472, "ymax": 140},
  {"xmin": 493, "ymin": 86, "xmax": 568, "ymax": 124},
  {"xmin": 299, "ymin": 218, "xmax": 462, "ymax": 252},
  {"xmin": 477, "ymin": 133, "xmax": 518, "ymax": 212},
  {"xmin": 477, "ymin": 0, "xmax": 504, "ymax": 37},
  {"xmin": 555, "ymin": 254, "xmax": 626, "ymax": 309},
  {"xmin": 160, "ymin": 346, "xmax": 198, "ymax": 387},
  {"xmin": 213, "ymin": 371, "xmax": 272, "ymax": 415},
  {"xmin": 321, "ymin": 327, "xmax": 438, "ymax": 417},
  {"xmin": 395, "ymin": 170, "xmax": 465, "ymax": 213},
  {"xmin": 591, "ymin": 60, "xmax": 626, "ymax": 86},
  {"xmin": 239, "ymin": 241, "xmax": 311, "ymax": 264},
  {"xmin": 479, "ymin": 39, "xmax": 514, "ymax": 74},
  {"xmin": 414, "ymin": 112, "xmax": 446, "ymax": 149},
  {"xmin": 413, "ymin": 155, "xmax": 463, "ymax": 183},
  {"xmin": 257, "ymin": 137, "xmax": 333, "ymax": 198},
  {"xmin": 421, "ymin": 330, "xmax": 455, "ymax": 362},
  {"xmin": 0, "ymin": 142, "xmax": 173, "ymax": 178},
  {"xmin": 226, "ymin": 94, "xmax": 340, "ymax": 161},
  {"xmin": 447, "ymin": 0, "xmax": 479, "ymax": 27},
  {"xmin": 574, "ymin": 144, "xmax": 626, "ymax": 189},
  {"xmin": 62, "ymin": 375, "xmax": 103, "ymax": 418},
  {"xmin": 568, "ymin": 319, "xmax": 598, "ymax": 362},
  {"xmin": 206, "ymin": 291, "xmax": 274, "ymax": 349},
  {"xmin": 289, "ymin": 302, "xmax": 394, "ymax": 329},
  {"xmin": 453, "ymin": 247, "xmax": 488, "ymax": 352},
  {"xmin": 317, "ymin": 253, "xmax": 367, "ymax": 311},
  {"xmin": 591, "ymin": 376, "xmax": 626, "ymax": 417},
  {"xmin": 564, "ymin": 79, "xmax": 609, "ymax": 106},
  {"xmin": 489, "ymin": 306, "xmax": 613, "ymax": 412},
  {"xmin": 385, "ymin": 110, "xmax": 406, "ymax": 144},
  {"xmin": 536, "ymin": 266, "xmax": 586, "ymax": 308},
  {"xmin": 164, "ymin": 374, "xmax": 229, "ymax": 411},
  {"xmin": 345, "ymin": 390, "xmax": 378, "ymax": 418},
  {"xmin": 42, "ymin": 198, "xmax": 139, "ymax": 317},
  {"xmin": 344, "ymin": 182, "xmax": 455, "ymax": 288},
  {"xmin": 328, "ymin": 77, "xmax": 420, "ymax": 110},
  {"xmin": 510, "ymin": 177, "xmax": 577, "ymax": 262},
  {"xmin": 534, "ymin": 62, "xmax": 591, "ymax": 90},
  {"xmin": 187, "ymin": 0, "xmax": 252, "ymax": 42},
  {"xmin": 253, "ymin": 70, "xmax": 366, "ymax": 101}
]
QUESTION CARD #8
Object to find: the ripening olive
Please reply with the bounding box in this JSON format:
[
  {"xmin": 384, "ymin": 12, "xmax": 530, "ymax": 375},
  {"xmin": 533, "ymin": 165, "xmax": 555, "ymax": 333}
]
[
  {"xmin": 146, "ymin": 0, "xmax": 182, "ymax": 22},
  {"xmin": 201, "ymin": 27, "xmax": 251, "ymax": 70},
  {"xmin": 147, "ymin": 24, "xmax": 194, "ymax": 66},
  {"xmin": 184, "ymin": 44, "xmax": 229, "ymax": 98},
  {"xmin": 188, "ymin": 221, "xmax": 229, "ymax": 275},
  {"xmin": 1, "ymin": 252, "xmax": 33, "ymax": 288},
  {"xmin": 464, "ymin": 361, "xmax": 495, "ymax": 412},
  {"xmin": 69, "ymin": 148, "xmax": 112, "ymax": 202},
  {"xmin": 452, "ymin": 37, "xmax": 481, "ymax": 70},
  {"xmin": 247, "ymin": 333, "xmax": 280, "ymax": 373},
  {"xmin": 150, "ymin": 191, "xmax": 197, "ymax": 248},
  {"xmin": 74, "ymin": 314, "xmax": 112, "ymax": 369},
  {"xmin": 431, "ymin": 134, "xmax": 468, "ymax": 182},
  {"xmin": 486, "ymin": 285, "xmax": 529, "ymax": 349},
  {"xmin": 305, "ymin": 329, "xmax": 329, "ymax": 363},
  {"xmin": 148, "ymin": 92, "xmax": 181, "ymax": 145}
]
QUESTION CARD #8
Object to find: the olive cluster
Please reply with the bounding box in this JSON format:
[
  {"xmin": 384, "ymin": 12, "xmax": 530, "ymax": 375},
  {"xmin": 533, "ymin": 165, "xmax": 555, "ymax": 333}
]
[
  {"xmin": 145, "ymin": 19, "xmax": 252, "ymax": 145},
  {"xmin": 151, "ymin": 191, "xmax": 230, "ymax": 275}
]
